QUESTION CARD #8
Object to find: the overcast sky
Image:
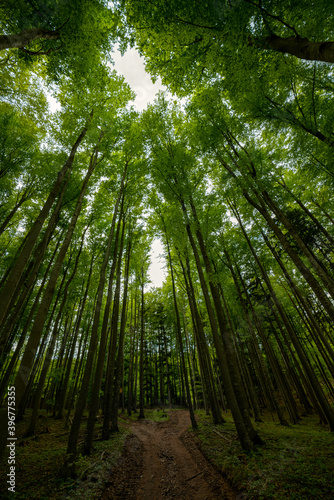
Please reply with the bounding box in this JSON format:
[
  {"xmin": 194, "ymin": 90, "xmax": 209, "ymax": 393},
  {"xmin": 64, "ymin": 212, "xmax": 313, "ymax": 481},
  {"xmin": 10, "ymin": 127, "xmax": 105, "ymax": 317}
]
[
  {"xmin": 112, "ymin": 46, "xmax": 168, "ymax": 288},
  {"xmin": 47, "ymin": 46, "xmax": 168, "ymax": 288},
  {"xmin": 111, "ymin": 46, "xmax": 166, "ymax": 111},
  {"xmin": 146, "ymin": 238, "xmax": 167, "ymax": 290}
]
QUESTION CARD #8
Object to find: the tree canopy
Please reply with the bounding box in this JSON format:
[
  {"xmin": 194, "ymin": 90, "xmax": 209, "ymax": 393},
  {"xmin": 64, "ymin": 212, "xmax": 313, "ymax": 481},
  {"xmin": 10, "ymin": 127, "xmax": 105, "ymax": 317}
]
[{"xmin": 1, "ymin": 1, "xmax": 334, "ymax": 494}]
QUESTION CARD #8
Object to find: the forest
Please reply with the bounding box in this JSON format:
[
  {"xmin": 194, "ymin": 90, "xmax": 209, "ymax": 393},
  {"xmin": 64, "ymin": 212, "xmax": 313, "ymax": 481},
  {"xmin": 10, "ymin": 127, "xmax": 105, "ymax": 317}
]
[{"xmin": 0, "ymin": 1, "xmax": 334, "ymax": 498}]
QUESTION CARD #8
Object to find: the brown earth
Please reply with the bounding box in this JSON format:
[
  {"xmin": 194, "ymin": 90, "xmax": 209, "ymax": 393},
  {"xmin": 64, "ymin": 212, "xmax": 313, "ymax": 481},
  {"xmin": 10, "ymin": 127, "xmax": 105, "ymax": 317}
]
[{"xmin": 101, "ymin": 410, "xmax": 239, "ymax": 500}]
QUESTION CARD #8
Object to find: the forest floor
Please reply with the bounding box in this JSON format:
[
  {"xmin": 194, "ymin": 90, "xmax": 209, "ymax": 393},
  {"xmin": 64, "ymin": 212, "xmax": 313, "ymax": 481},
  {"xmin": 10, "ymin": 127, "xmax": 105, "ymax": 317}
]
[
  {"xmin": 101, "ymin": 409, "xmax": 238, "ymax": 499},
  {"xmin": 195, "ymin": 409, "xmax": 334, "ymax": 499},
  {"xmin": 1, "ymin": 407, "xmax": 334, "ymax": 499}
]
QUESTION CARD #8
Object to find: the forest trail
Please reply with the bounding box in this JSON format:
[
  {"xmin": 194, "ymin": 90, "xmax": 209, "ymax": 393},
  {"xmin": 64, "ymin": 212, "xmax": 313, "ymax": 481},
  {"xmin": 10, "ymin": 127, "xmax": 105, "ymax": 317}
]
[{"xmin": 101, "ymin": 410, "xmax": 238, "ymax": 499}]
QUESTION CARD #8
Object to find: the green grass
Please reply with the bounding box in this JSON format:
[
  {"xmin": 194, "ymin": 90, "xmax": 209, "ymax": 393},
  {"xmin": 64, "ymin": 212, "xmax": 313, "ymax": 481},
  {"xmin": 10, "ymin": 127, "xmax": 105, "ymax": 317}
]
[
  {"xmin": 144, "ymin": 408, "xmax": 170, "ymax": 422},
  {"xmin": 0, "ymin": 409, "xmax": 129, "ymax": 499},
  {"xmin": 194, "ymin": 410, "xmax": 334, "ymax": 499},
  {"xmin": 0, "ymin": 408, "xmax": 169, "ymax": 498},
  {"xmin": 4, "ymin": 407, "xmax": 331, "ymax": 499},
  {"xmin": 120, "ymin": 407, "xmax": 170, "ymax": 423}
]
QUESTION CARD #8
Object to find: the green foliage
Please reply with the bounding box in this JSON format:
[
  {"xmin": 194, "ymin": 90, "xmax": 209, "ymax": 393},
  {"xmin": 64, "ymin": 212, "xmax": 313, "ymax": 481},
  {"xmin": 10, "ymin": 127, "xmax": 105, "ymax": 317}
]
[
  {"xmin": 124, "ymin": 408, "xmax": 170, "ymax": 423},
  {"xmin": 0, "ymin": 410, "xmax": 129, "ymax": 499},
  {"xmin": 196, "ymin": 411, "xmax": 334, "ymax": 499},
  {"xmin": 1, "ymin": 0, "xmax": 119, "ymax": 82},
  {"xmin": 118, "ymin": 0, "xmax": 334, "ymax": 96},
  {"xmin": 1, "ymin": 0, "xmax": 334, "ymax": 494}
]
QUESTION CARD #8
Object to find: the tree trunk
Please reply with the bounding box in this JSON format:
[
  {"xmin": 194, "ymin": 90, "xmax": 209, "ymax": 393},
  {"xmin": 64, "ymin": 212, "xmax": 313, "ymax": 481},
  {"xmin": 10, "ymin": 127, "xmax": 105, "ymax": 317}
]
[
  {"xmin": 0, "ymin": 236, "xmax": 61, "ymax": 403},
  {"xmin": 13, "ymin": 139, "xmax": 99, "ymax": 415},
  {"xmin": 101, "ymin": 219, "xmax": 126, "ymax": 440},
  {"xmin": 164, "ymin": 229, "xmax": 197, "ymax": 429},
  {"xmin": 245, "ymin": 190, "xmax": 334, "ymax": 322},
  {"xmin": 0, "ymin": 27, "xmax": 60, "ymax": 51},
  {"xmin": 0, "ymin": 119, "xmax": 91, "ymax": 327},
  {"xmin": 189, "ymin": 197, "xmax": 262, "ymax": 445},
  {"xmin": 234, "ymin": 206, "xmax": 334, "ymax": 428},
  {"xmin": 264, "ymin": 34, "xmax": 334, "ymax": 64},
  {"xmin": 181, "ymin": 203, "xmax": 253, "ymax": 451},
  {"xmin": 127, "ymin": 291, "xmax": 138, "ymax": 416},
  {"xmin": 83, "ymin": 176, "xmax": 126, "ymax": 454},
  {"xmin": 139, "ymin": 267, "xmax": 146, "ymax": 419},
  {"xmin": 110, "ymin": 235, "xmax": 132, "ymax": 433},
  {"xmin": 181, "ymin": 254, "xmax": 224, "ymax": 424},
  {"xmin": 0, "ymin": 178, "xmax": 67, "ymax": 354},
  {"xmin": 25, "ymin": 227, "xmax": 86, "ymax": 436}
]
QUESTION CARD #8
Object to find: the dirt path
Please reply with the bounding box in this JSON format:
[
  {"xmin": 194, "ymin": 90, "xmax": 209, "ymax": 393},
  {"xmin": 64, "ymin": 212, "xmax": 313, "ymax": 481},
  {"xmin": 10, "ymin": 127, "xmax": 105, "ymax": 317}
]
[{"xmin": 101, "ymin": 410, "xmax": 238, "ymax": 499}]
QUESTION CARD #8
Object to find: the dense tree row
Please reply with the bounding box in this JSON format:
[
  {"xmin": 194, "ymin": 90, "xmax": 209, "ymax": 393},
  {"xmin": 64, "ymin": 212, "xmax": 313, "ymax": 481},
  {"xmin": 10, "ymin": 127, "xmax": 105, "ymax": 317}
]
[{"xmin": 1, "ymin": 0, "xmax": 334, "ymax": 478}]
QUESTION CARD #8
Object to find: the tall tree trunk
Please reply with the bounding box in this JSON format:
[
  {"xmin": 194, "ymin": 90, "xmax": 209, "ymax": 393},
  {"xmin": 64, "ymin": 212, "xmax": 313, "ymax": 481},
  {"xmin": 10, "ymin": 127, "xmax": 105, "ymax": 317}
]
[
  {"xmin": 0, "ymin": 119, "xmax": 92, "ymax": 327},
  {"xmin": 16, "ymin": 262, "xmax": 69, "ymax": 421},
  {"xmin": 264, "ymin": 34, "xmax": 334, "ymax": 64},
  {"xmin": 0, "ymin": 235, "xmax": 61, "ymax": 383},
  {"xmin": 180, "ymin": 254, "xmax": 223, "ymax": 424},
  {"xmin": 181, "ymin": 203, "xmax": 253, "ymax": 451},
  {"xmin": 244, "ymin": 190, "xmax": 334, "ymax": 322},
  {"xmin": 0, "ymin": 138, "xmax": 99, "ymax": 461},
  {"xmin": 101, "ymin": 220, "xmax": 126, "ymax": 440},
  {"xmin": 0, "ymin": 179, "xmax": 67, "ymax": 356},
  {"xmin": 183, "ymin": 307, "xmax": 199, "ymax": 410},
  {"xmin": 0, "ymin": 27, "xmax": 60, "ymax": 51},
  {"xmin": 83, "ymin": 193, "xmax": 125, "ymax": 454},
  {"xmin": 139, "ymin": 267, "xmax": 146, "ymax": 419},
  {"xmin": 127, "ymin": 291, "xmax": 138, "ymax": 416},
  {"xmin": 65, "ymin": 315, "xmax": 92, "ymax": 428},
  {"xmin": 110, "ymin": 235, "xmax": 132, "ymax": 432},
  {"xmin": 164, "ymin": 228, "xmax": 197, "ymax": 429},
  {"xmin": 163, "ymin": 327, "xmax": 173, "ymax": 409},
  {"xmin": 13, "ymin": 138, "xmax": 99, "ymax": 415},
  {"xmin": 127, "ymin": 289, "xmax": 138, "ymax": 417},
  {"xmin": 25, "ymin": 227, "xmax": 86, "ymax": 436},
  {"xmin": 56, "ymin": 266, "xmax": 93, "ymax": 420},
  {"xmin": 188, "ymin": 197, "xmax": 262, "ymax": 445},
  {"xmin": 233, "ymin": 206, "xmax": 334, "ymax": 428}
]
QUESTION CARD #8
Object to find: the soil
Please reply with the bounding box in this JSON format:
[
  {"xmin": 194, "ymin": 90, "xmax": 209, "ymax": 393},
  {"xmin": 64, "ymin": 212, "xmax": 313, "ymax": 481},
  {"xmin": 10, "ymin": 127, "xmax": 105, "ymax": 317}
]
[{"xmin": 100, "ymin": 410, "xmax": 238, "ymax": 500}]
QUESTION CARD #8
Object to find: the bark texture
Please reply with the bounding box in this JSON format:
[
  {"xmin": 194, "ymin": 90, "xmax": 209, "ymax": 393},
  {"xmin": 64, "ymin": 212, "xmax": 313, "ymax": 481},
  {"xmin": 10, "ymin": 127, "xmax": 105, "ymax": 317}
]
[{"xmin": 0, "ymin": 28, "xmax": 60, "ymax": 51}]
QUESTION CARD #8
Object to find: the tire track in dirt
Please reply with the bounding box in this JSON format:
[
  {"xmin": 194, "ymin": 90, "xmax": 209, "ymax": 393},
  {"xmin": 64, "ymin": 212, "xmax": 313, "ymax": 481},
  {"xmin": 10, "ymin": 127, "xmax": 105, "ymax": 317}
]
[{"xmin": 101, "ymin": 410, "xmax": 238, "ymax": 499}]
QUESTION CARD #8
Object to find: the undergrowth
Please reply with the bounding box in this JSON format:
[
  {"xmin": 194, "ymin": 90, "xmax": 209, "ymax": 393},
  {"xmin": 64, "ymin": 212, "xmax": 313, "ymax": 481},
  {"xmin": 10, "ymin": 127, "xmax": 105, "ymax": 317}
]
[
  {"xmin": 0, "ymin": 407, "xmax": 169, "ymax": 499},
  {"xmin": 195, "ymin": 410, "xmax": 334, "ymax": 499},
  {"xmin": 121, "ymin": 407, "xmax": 170, "ymax": 423},
  {"xmin": 0, "ymin": 409, "xmax": 128, "ymax": 499},
  {"xmin": 3, "ymin": 406, "xmax": 330, "ymax": 499}
]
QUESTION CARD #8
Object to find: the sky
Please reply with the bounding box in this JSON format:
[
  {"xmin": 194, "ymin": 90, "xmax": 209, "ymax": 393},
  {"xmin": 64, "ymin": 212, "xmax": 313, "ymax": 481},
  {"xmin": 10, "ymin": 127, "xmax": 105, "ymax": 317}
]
[
  {"xmin": 146, "ymin": 238, "xmax": 167, "ymax": 290},
  {"xmin": 111, "ymin": 46, "xmax": 166, "ymax": 111},
  {"xmin": 111, "ymin": 46, "xmax": 168, "ymax": 289},
  {"xmin": 47, "ymin": 45, "xmax": 168, "ymax": 288}
]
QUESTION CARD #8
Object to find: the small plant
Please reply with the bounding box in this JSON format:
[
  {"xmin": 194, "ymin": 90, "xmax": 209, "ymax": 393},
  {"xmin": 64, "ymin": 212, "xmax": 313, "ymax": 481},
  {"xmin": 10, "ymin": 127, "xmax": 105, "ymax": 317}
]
[{"xmin": 195, "ymin": 411, "xmax": 334, "ymax": 499}]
